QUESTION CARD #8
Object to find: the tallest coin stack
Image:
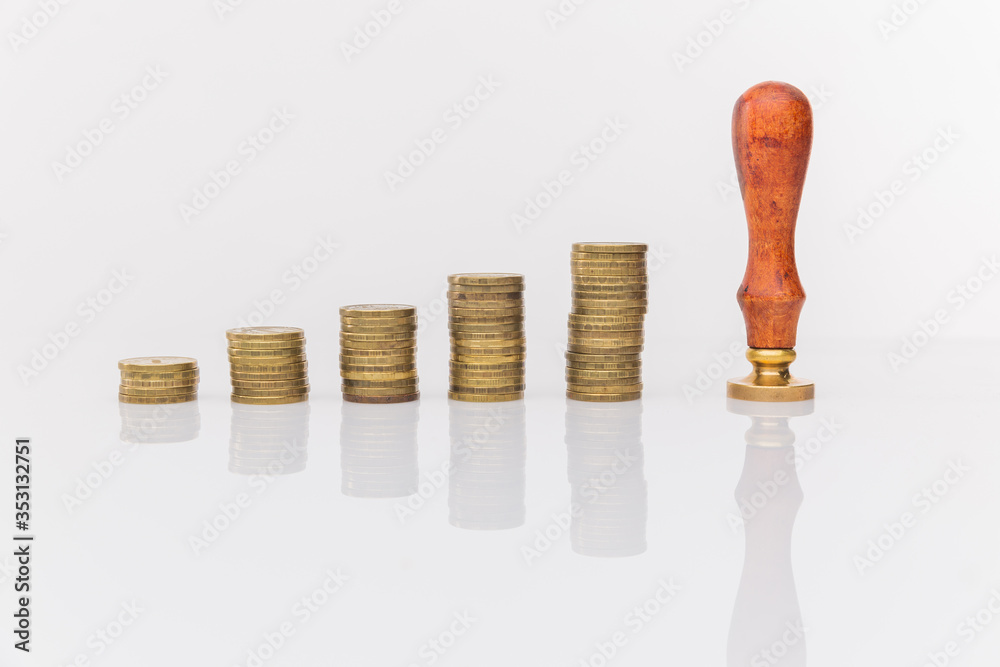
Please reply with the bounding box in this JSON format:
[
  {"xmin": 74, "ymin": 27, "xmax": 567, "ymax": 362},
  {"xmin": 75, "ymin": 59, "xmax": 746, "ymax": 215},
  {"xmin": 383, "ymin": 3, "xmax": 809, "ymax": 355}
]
[
  {"xmin": 447, "ymin": 273, "xmax": 526, "ymax": 402},
  {"xmin": 565, "ymin": 243, "xmax": 648, "ymax": 402}
]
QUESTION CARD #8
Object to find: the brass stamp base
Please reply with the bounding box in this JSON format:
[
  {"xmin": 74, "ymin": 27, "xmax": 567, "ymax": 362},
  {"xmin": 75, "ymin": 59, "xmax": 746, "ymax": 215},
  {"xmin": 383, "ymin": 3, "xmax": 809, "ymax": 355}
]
[{"xmin": 726, "ymin": 348, "xmax": 814, "ymax": 403}]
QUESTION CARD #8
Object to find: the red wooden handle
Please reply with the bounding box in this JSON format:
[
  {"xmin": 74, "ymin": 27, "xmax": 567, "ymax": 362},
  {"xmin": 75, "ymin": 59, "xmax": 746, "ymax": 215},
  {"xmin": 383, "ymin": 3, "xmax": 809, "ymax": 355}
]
[{"xmin": 733, "ymin": 82, "xmax": 812, "ymax": 349}]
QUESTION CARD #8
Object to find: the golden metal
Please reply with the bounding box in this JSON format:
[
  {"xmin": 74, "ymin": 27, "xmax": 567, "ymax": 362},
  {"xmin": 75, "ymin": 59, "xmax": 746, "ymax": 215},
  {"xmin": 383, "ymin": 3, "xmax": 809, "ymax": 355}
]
[{"xmin": 726, "ymin": 348, "xmax": 814, "ymax": 402}]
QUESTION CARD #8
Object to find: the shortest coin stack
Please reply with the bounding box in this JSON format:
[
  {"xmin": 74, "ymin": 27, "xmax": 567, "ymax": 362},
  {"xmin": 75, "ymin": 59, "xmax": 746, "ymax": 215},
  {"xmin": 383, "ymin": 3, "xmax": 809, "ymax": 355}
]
[
  {"xmin": 118, "ymin": 357, "xmax": 199, "ymax": 404},
  {"xmin": 227, "ymin": 327, "xmax": 309, "ymax": 405},
  {"xmin": 566, "ymin": 242, "xmax": 648, "ymax": 402},
  {"xmin": 340, "ymin": 305, "xmax": 419, "ymax": 404},
  {"xmin": 447, "ymin": 273, "xmax": 526, "ymax": 403}
]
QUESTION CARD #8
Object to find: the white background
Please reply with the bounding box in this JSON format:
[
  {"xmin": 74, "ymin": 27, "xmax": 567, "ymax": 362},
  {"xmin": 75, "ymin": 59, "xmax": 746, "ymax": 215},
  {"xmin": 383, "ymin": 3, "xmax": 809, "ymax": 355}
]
[{"xmin": 0, "ymin": 0, "xmax": 998, "ymax": 665}]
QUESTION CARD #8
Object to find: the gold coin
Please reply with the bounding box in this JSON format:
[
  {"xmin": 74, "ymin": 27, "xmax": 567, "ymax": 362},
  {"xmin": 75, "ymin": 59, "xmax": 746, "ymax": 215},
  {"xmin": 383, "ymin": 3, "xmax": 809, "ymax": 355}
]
[
  {"xmin": 118, "ymin": 385, "xmax": 198, "ymax": 397},
  {"xmin": 568, "ymin": 330, "xmax": 644, "ymax": 342},
  {"xmin": 231, "ymin": 371, "xmax": 309, "ymax": 382},
  {"xmin": 340, "ymin": 338, "xmax": 416, "ymax": 351},
  {"xmin": 572, "ymin": 242, "xmax": 648, "ymax": 254},
  {"xmin": 447, "ymin": 273, "xmax": 524, "ymax": 286},
  {"xmin": 568, "ymin": 323, "xmax": 644, "ymax": 334},
  {"xmin": 569, "ymin": 313, "xmax": 645, "ymax": 325},
  {"xmin": 231, "ymin": 394, "xmax": 309, "ymax": 405},
  {"xmin": 339, "ymin": 331, "xmax": 416, "ymax": 342},
  {"xmin": 449, "ymin": 377, "xmax": 526, "ymax": 389},
  {"xmin": 572, "ymin": 305, "xmax": 647, "ymax": 316},
  {"xmin": 570, "ymin": 251, "xmax": 646, "ymax": 262},
  {"xmin": 230, "ymin": 361, "xmax": 308, "ymax": 374},
  {"xmin": 232, "ymin": 386, "xmax": 310, "ymax": 398},
  {"xmin": 120, "ymin": 378, "xmax": 200, "ymax": 389},
  {"xmin": 342, "ymin": 377, "xmax": 419, "ymax": 388},
  {"xmin": 565, "ymin": 367, "xmax": 642, "ymax": 379},
  {"xmin": 566, "ymin": 359, "xmax": 641, "ymax": 371},
  {"xmin": 451, "ymin": 341, "xmax": 527, "ymax": 352},
  {"xmin": 341, "ymin": 369, "xmax": 419, "ymax": 381},
  {"xmin": 340, "ymin": 315, "xmax": 417, "ymax": 327},
  {"xmin": 449, "ymin": 368, "xmax": 524, "ymax": 379},
  {"xmin": 448, "ymin": 322, "xmax": 524, "ymax": 333},
  {"xmin": 230, "ymin": 377, "xmax": 310, "ymax": 388},
  {"xmin": 565, "ymin": 375, "xmax": 642, "ymax": 386},
  {"xmin": 340, "ymin": 361, "xmax": 416, "ymax": 372},
  {"xmin": 447, "ymin": 291, "xmax": 523, "ymax": 303},
  {"xmin": 227, "ymin": 339, "xmax": 307, "ymax": 350},
  {"xmin": 565, "ymin": 351, "xmax": 641, "ymax": 364},
  {"xmin": 226, "ymin": 327, "xmax": 304, "ymax": 341},
  {"xmin": 451, "ymin": 353, "xmax": 526, "ymax": 363},
  {"xmin": 448, "ymin": 314, "xmax": 524, "ymax": 325},
  {"xmin": 571, "ymin": 266, "xmax": 648, "ymax": 277},
  {"xmin": 572, "ymin": 281, "xmax": 648, "ymax": 293},
  {"xmin": 572, "ymin": 297, "xmax": 648, "ymax": 308},
  {"xmin": 342, "ymin": 385, "xmax": 419, "ymax": 396},
  {"xmin": 449, "ymin": 360, "xmax": 524, "ymax": 372},
  {"xmin": 446, "ymin": 283, "xmax": 525, "ymax": 293},
  {"xmin": 120, "ymin": 369, "xmax": 200, "ymax": 382},
  {"xmin": 451, "ymin": 331, "xmax": 526, "ymax": 342},
  {"xmin": 566, "ymin": 390, "xmax": 641, "ymax": 402},
  {"xmin": 119, "ymin": 392, "xmax": 197, "ymax": 404},
  {"xmin": 567, "ymin": 382, "xmax": 642, "ymax": 394},
  {"xmin": 340, "ymin": 323, "xmax": 417, "ymax": 334},
  {"xmin": 339, "ymin": 304, "xmax": 416, "ymax": 318},
  {"xmin": 343, "ymin": 392, "xmax": 420, "ymax": 404},
  {"xmin": 573, "ymin": 274, "xmax": 648, "ymax": 286},
  {"xmin": 118, "ymin": 356, "xmax": 197, "ymax": 372},
  {"xmin": 448, "ymin": 390, "xmax": 523, "ymax": 402},
  {"xmin": 228, "ymin": 346, "xmax": 305, "ymax": 357},
  {"xmin": 567, "ymin": 343, "xmax": 643, "ymax": 355},
  {"xmin": 449, "ymin": 305, "xmax": 525, "ymax": 316}
]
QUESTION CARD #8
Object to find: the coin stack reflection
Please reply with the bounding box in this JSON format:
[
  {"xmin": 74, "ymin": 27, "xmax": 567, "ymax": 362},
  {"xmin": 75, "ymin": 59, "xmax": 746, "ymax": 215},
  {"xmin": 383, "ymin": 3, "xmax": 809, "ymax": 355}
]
[
  {"xmin": 227, "ymin": 327, "xmax": 309, "ymax": 405},
  {"xmin": 565, "ymin": 399, "xmax": 647, "ymax": 557},
  {"xmin": 447, "ymin": 273, "xmax": 526, "ymax": 402},
  {"xmin": 340, "ymin": 401, "xmax": 419, "ymax": 498},
  {"xmin": 229, "ymin": 402, "xmax": 310, "ymax": 475},
  {"xmin": 339, "ymin": 305, "xmax": 419, "ymax": 404},
  {"xmin": 448, "ymin": 401, "xmax": 526, "ymax": 530},
  {"xmin": 566, "ymin": 243, "xmax": 648, "ymax": 402},
  {"xmin": 119, "ymin": 400, "xmax": 201, "ymax": 444}
]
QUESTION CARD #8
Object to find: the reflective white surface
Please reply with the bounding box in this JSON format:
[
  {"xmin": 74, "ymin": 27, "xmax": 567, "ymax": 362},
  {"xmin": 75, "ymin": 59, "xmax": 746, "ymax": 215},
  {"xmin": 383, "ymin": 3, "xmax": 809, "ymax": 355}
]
[{"xmin": 11, "ymin": 342, "xmax": 998, "ymax": 665}]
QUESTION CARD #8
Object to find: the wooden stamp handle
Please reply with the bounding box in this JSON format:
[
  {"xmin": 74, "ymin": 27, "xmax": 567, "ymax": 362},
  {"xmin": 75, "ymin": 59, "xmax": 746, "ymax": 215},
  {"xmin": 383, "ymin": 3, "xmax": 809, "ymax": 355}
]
[{"xmin": 733, "ymin": 82, "xmax": 812, "ymax": 349}]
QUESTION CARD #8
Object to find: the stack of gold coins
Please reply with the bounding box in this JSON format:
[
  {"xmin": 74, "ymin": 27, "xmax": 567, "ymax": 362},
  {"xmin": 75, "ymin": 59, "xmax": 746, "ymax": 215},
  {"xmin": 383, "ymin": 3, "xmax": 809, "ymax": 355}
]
[
  {"xmin": 566, "ymin": 243, "xmax": 648, "ymax": 402},
  {"xmin": 227, "ymin": 327, "xmax": 309, "ymax": 405},
  {"xmin": 447, "ymin": 273, "xmax": 526, "ymax": 402},
  {"xmin": 339, "ymin": 305, "xmax": 419, "ymax": 404},
  {"xmin": 118, "ymin": 357, "xmax": 199, "ymax": 404}
]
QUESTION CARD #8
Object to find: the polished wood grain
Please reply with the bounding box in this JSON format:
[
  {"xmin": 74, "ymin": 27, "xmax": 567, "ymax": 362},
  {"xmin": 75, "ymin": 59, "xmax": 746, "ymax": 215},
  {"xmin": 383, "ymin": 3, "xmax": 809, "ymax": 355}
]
[{"xmin": 733, "ymin": 81, "xmax": 812, "ymax": 349}]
